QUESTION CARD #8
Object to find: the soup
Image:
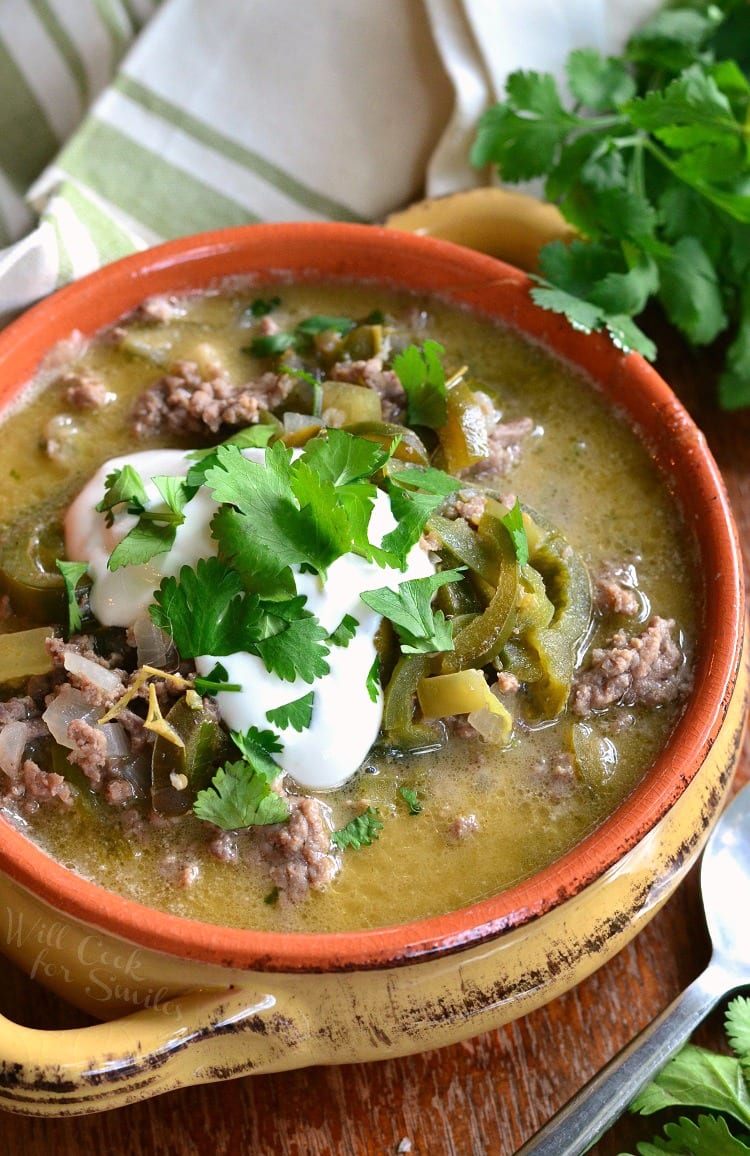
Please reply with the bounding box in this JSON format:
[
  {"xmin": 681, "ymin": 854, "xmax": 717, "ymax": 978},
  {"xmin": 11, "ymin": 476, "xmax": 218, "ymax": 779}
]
[{"xmin": 0, "ymin": 283, "xmax": 696, "ymax": 933}]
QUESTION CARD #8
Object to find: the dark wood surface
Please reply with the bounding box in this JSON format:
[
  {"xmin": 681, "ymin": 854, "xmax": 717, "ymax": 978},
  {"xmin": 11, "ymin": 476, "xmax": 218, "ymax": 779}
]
[{"xmin": 0, "ymin": 332, "xmax": 747, "ymax": 1155}]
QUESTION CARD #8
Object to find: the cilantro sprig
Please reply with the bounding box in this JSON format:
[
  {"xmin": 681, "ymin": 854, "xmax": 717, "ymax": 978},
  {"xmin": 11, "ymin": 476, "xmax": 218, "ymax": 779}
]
[
  {"xmin": 332, "ymin": 806, "xmax": 384, "ymax": 851},
  {"xmin": 361, "ymin": 568, "xmax": 465, "ymax": 654},
  {"xmin": 193, "ymin": 725, "xmax": 288, "ymax": 830},
  {"xmin": 245, "ymin": 313, "xmax": 356, "ymax": 358},
  {"xmin": 471, "ymin": 1, "xmax": 750, "ymax": 408},
  {"xmin": 615, "ymin": 994, "xmax": 750, "ymax": 1153}
]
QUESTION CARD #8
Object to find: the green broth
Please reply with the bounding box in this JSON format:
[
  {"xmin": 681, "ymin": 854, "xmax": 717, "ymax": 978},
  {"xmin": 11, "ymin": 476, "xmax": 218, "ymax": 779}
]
[{"xmin": 0, "ymin": 283, "xmax": 697, "ymax": 931}]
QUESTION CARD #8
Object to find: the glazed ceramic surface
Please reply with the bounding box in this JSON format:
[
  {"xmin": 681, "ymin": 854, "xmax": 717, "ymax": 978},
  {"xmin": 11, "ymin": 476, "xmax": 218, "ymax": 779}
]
[{"xmin": 0, "ymin": 224, "xmax": 744, "ymax": 1115}]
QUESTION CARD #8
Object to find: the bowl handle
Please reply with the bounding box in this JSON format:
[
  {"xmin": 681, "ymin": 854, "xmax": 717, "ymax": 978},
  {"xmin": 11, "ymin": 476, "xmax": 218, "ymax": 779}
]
[{"xmin": 0, "ymin": 984, "xmax": 299, "ymax": 1115}]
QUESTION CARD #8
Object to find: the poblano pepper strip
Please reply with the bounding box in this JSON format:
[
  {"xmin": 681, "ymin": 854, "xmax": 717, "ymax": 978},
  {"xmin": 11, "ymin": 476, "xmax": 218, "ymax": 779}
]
[
  {"xmin": 440, "ymin": 510, "xmax": 519, "ymax": 675},
  {"xmin": 382, "ymin": 652, "xmax": 439, "ymax": 749},
  {"xmin": 151, "ymin": 696, "xmax": 234, "ymax": 815},
  {"xmin": 519, "ymin": 513, "xmax": 592, "ymax": 718}
]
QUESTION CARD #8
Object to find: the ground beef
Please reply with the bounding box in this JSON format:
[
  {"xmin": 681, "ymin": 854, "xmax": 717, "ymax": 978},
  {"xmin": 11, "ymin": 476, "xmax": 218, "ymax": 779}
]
[
  {"xmin": 130, "ymin": 359, "xmax": 294, "ymax": 438},
  {"xmin": 102, "ymin": 778, "xmax": 135, "ymax": 806},
  {"xmin": 127, "ymin": 294, "xmax": 184, "ymax": 324},
  {"xmin": 459, "ymin": 417, "xmax": 535, "ymax": 480},
  {"xmin": 330, "ymin": 356, "xmax": 406, "ymax": 421},
  {"xmin": 0, "ymin": 696, "xmax": 41, "ymax": 724},
  {"xmin": 453, "ymin": 491, "xmax": 487, "ymax": 527},
  {"xmin": 59, "ymin": 370, "xmax": 111, "ymax": 411},
  {"xmin": 447, "ymin": 813, "xmax": 479, "ymax": 841},
  {"xmin": 66, "ymin": 718, "xmax": 109, "ymax": 784},
  {"xmin": 251, "ymin": 795, "xmax": 336, "ymax": 902},
  {"xmin": 17, "ymin": 759, "xmax": 76, "ymax": 813},
  {"xmin": 533, "ymin": 752, "xmax": 577, "ymax": 801},
  {"xmin": 45, "ymin": 635, "xmax": 128, "ymax": 709},
  {"xmin": 494, "ymin": 671, "xmax": 520, "ymax": 695},
  {"xmin": 570, "ymin": 616, "xmax": 690, "ymax": 718},
  {"xmin": 208, "ymin": 829, "xmax": 238, "ymax": 863},
  {"xmin": 593, "ymin": 562, "xmax": 641, "ymax": 618}
]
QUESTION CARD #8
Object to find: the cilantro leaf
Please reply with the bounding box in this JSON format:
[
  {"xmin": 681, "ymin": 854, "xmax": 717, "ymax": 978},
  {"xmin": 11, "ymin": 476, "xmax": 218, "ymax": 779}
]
[
  {"xmin": 657, "ymin": 235, "xmax": 728, "ymax": 345},
  {"xmin": 366, "ymin": 656, "xmax": 380, "ymax": 703},
  {"xmin": 245, "ymin": 295, "xmax": 280, "ymax": 318},
  {"xmin": 301, "ymin": 427, "xmax": 395, "ymax": 486},
  {"xmin": 566, "ymin": 48, "xmax": 636, "ymax": 110},
  {"xmin": 388, "ymin": 465, "xmax": 461, "ymax": 497},
  {"xmin": 642, "ymin": 1114, "xmax": 750, "ymax": 1154},
  {"xmin": 726, "ymin": 996, "xmax": 750, "ymax": 1062},
  {"xmin": 95, "ymin": 465, "xmax": 147, "ymax": 526},
  {"xmin": 295, "ymin": 315, "xmax": 355, "ymax": 336},
  {"xmin": 399, "ymin": 786, "xmax": 422, "ymax": 815},
  {"xmin": 193, "ymin": 760, "xmax": 289, "ymax": 830},
  {"xmin": 254, "ymin": 611, "xmax": 330, "ymax": 683},
  {"xmin": 332, "ymin": 806, "xmax": 383, "ymax": 851},
  {"xmin": 247, "ymin": 332, "xmax": 296, "ymax": 357},
  {"xmin": 149, "ymin": 557, "xmax": 261, "ymax": 659},
  {"xmin": 193, "ymin": 661, "xmax": 242, "ymax": 695},
  {"xmin": 392, "ymin": 340, "xmax": 448, "ymax": 428},
  {"xmin": 631, "ymin": 1044, "xmax": 750, "ymax": 1128},
  {"xmin": 500, "ymin": 499, "xmax": 529, "ymax": 566},
  {"xmin": 381, "ymin": 484, "xmax": 445, "ymax": 568},
  {"xmin": 266, "ymin": 691, "xmax": 314, "ymax": 732},
  {"xmin": 108, "ymin": 519, "xmax": 178, "ymax": 572},
  {"xmin": 361, "ymin": 568, "xmax": 464, "ymax": 654},
  {"xmin": 231, "ymin": 725, "xmax": 284, "ymax": 758},
  {"xmin": 55, "ymin": 560, "xmax": 89, "ymax": 636},
  {"xmin": 329, "ymin": 613, "xmax": 358, "ymax": 647}
]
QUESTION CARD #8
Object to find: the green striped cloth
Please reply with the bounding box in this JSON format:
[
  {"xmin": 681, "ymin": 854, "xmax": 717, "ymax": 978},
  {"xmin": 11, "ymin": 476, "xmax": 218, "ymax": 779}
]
[{"xmin": 0, "ymin": 0, "xmax": 661, "ymax": 320}]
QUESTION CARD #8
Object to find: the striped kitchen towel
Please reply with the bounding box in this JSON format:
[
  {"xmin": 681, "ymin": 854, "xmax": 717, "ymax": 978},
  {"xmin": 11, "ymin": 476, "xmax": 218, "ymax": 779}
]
[{"xmin": 0, "ymin": 0, "xmax": 661, "ymax": 320}]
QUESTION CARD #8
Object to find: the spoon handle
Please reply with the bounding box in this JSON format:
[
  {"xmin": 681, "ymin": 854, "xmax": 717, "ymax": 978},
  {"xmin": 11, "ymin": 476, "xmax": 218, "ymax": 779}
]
[{"xmin": 516, "ymin": 962, "xmax": 728, "ymax": 1156}]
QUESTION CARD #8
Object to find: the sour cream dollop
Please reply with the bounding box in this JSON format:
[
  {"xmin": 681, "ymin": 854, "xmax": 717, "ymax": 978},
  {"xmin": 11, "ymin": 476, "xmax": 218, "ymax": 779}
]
[{"xmin": 65, "ymin": 447, "xmax": 434, "ymax": 790}]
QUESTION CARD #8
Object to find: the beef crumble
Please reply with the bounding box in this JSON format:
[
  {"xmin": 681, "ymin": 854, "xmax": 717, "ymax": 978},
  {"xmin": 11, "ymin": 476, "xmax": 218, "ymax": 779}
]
[{"xmin": 569, "ymin": 616, "xmax": 690, "ymax": 718}]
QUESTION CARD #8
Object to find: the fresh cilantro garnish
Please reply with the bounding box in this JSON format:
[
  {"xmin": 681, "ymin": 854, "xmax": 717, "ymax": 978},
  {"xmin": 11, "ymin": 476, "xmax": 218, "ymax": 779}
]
[
  {"xmin": 621, "ymin": 994, "xmax": 750, "ymax": 1151},
  {"xmin": 296, "ymin": 315, "xmax": 356, "ymax": 337},
  {"xmin": 392, "ymin": 340, "xmax": 448, "ymax": 428},
  {"xmin": 193, "ymin": 760, "xmax": 289, "ymax": 830},
  {"xmin": 389, "ymin": 465, "xmax": 462, "ymax": 497},
  {"xmin": 500, "ymin": 499, "xmax": 529, "ymax": 566},
  {"xmin": 399, "ymin": 786, "xmax": 422, "ymax": 815},
  {"xmin": 266, "ymin": 691, "xmax": 314, "ymax": 732},
  {"xmin": 193, "ymin": 661, "xmax": 242, "ymax": 696},
  {"xmin": 247, "ymin": 332, "xmax": 297, "ymax": 357},
  {"xmin": 332, "ymin": 806, "xmax": 384, "ymax": 851},
  {"xmin": 470, "ymin": 4, "xmax": 750, "ymax": 408},
  {"xmin": 361, "ymin": 568, "xmax": 464, "ymax": 654},
  {"xmin": 107, "ymin": 473, "xmax": 194, "ymax": 572},
  {"xmin": 365, "ymin": 656, "xmax": 380, "ymax": 703},
  {"xmin": 55, "ymin": 559, "xmax": 89, "ymax": 635},
  {"xmin": 381, "ymin": 484, "xmax": 448, "ymax": 569},
  {"xmin": 329, "ymin": 613, "xmax": 358, "ymax": 648},
  {"xmin": 95, "ymin": 465, "xmax": 147, "ymax": 527},
  {"xmin": 149, "ymin": 557, "xmax": 259, "ymax": 658},
  {"xmin": 245, "ymin": 295, "xmax": 280, "ymax": 318},
  {"xmin": 231, "ymin": 725, "xmax": 284, "ymax": 757},
  {"xmin": 245, "ymin": 314, "xmax": 355, "ymax": 357},
  {"xmin": 185, "ymin": 425, "xmax": 275, "ymax": 490},
  {"xmin": 149, "ymin": 558, "xmax": 330, "ymax": 682},
  {"xmin": 205, "ymin": 433, "xmax": 398, "ymax": 586}
]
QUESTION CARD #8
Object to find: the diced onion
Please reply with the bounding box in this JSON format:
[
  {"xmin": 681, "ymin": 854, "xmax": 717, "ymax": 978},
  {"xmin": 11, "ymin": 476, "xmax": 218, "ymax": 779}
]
[
  {"xmin": 467, "ymin": 707, "xmax": 512, "ymax": 745},
  {"xmin": 132, "ymin": 613, "xmax": 176, "ymax": 670},
  {"xmin": 0, "ymin": 721, "xmax": 31, "ymax": 778},
  {"xmin": 62, "ymin": 651, "xmax": 123, "ymax": 698},
  {"xmin": 42, "ymin": 686, "xmax": 100, "ymax": 748},
  {"xmin": 101, "ymin": 721, "xmax": 130, "ymax": 758},
  {"xmin": 283, "ymin": 412, "xmax": 323, "ymax": 434}
]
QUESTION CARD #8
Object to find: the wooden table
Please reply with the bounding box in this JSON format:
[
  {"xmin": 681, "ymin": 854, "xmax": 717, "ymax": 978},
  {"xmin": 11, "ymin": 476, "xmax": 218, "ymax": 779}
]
[{"xmin": 0, "ymin": 331, "xmax": 747, "ymax": 1155}]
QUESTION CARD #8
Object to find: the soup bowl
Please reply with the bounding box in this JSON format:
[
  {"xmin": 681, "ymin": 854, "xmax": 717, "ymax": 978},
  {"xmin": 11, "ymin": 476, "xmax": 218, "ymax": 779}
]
[{"xmin": 0, "ymin": 222, "xmax": 745, "ymax": 1116}]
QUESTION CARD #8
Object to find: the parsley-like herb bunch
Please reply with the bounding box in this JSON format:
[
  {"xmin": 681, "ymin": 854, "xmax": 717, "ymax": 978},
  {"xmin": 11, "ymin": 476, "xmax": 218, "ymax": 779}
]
[
  {"xmin": 471, "ymin": 0, "xmax": 750, "ymax": 409},
  {"xmin": 618, "ymin": 993, "xmax": 750, "ymax": 1154}
]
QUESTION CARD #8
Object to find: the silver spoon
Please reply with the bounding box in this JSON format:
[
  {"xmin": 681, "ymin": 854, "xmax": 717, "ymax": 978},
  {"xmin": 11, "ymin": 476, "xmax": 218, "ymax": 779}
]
[{"xmin": 517, "ymin": 779, "xmax": 750, "ymax": 1156}]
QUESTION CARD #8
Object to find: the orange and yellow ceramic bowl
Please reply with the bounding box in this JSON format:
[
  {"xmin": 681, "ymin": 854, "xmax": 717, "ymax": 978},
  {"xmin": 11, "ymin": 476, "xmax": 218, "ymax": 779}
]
[{"xmin": 0, "ymin": 223, "xmax": 744, "ymax": 1115}]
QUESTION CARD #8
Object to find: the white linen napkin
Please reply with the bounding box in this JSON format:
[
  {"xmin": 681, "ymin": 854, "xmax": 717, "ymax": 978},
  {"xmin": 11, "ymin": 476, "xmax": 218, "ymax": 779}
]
[{"xmin": 0, "ymin": 0, "xmax": 661, "ymax": 320}]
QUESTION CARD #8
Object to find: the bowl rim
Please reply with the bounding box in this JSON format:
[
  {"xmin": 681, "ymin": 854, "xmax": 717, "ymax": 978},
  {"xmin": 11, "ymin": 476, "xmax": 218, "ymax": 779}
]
[{"xmin": 0, "ymin": 221, "xmax": 744, "ymax": 973}]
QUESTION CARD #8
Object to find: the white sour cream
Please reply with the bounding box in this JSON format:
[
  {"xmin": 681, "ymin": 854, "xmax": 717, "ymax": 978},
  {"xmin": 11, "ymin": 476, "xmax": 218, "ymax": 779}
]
[{"xmin": 65, "ymin": 447, "xmax": 434, "ymax": 790}]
